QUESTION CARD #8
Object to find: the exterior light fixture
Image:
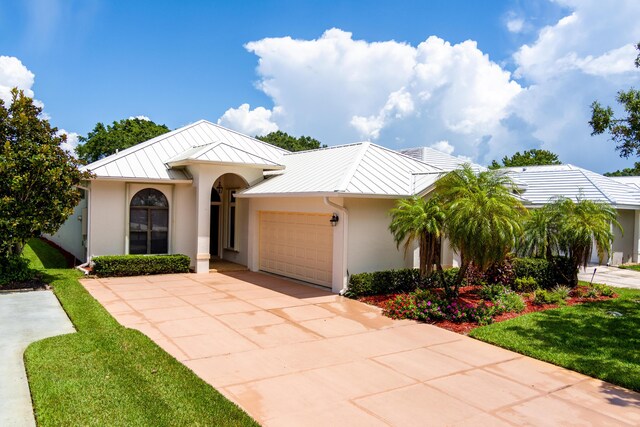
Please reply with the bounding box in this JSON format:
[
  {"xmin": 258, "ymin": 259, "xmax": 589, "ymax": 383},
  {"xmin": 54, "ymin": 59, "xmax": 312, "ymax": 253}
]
[
  {"xmin": 330, "ymin": 213, "xmax": 339, "ymax": 227},
  {"xmin": 216, "ymin": 181, "xmax": 223, "ymax": 194}
]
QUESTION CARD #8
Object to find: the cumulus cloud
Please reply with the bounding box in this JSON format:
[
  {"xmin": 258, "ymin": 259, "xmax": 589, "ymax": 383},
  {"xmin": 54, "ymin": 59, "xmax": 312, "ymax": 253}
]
[
  {"xmin": 57, "ymin": 129, "xmax": 80, "ymax": 155},
  {"xmin": 218, "ymin": 103, "xmax": 279, "ymax": 136},
  {"xmin": 430, "ymin": 140, "xmax": 455, "ymax": 155},
  {"xmin": 128, "ymin": 115, "xmax": 151, "ymax": 121},
  {"xmin": 234, "ymin": 29, "xmax": 520, "ymax": 157},
  {"xmin": 0, "ymin": 56, "xmax": 35, "ymax": 104}
]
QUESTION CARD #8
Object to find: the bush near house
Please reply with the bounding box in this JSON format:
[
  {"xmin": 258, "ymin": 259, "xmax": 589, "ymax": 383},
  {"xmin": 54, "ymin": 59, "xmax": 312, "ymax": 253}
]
[
  {"xmin": 92, "ymin": 254, "xmax": 191, "ymax": 277},
  {"xmin": 345, "ymin": 267, "xmax": 461, "ymax": 298}
]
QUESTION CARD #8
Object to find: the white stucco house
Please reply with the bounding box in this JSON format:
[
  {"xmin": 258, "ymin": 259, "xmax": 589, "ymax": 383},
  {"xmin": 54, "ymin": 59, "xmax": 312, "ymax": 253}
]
[
  {"xmin": 51, "ymin": 120, "xmax": 466, "ymax": 293},
  {"xmin": 49, "ymin": 119, "xmax": 640, "ymax": 293}
]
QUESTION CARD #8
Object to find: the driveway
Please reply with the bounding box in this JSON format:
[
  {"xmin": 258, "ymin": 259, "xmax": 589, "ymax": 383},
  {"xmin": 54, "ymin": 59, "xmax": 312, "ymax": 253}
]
[
  {"xmin": 579, "ymin": 265, "xmax": 640, "ymax": 289},
  {"xmin": 83, "ymin": 272, "xmax": 640, "ymax": 426},
  {"xmin": 0, "ymin": 291, "xmax": 75, "ymax": 427}
]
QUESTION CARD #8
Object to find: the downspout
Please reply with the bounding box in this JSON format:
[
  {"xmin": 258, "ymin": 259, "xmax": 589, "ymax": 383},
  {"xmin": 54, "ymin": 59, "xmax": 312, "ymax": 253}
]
[
  {"xmin": 324, "ymin": 197, "xmax": 349, "ymax": 294},
  {"xmin": 76, "ymin": 184, "xmax": 91, "ymax": 274}
]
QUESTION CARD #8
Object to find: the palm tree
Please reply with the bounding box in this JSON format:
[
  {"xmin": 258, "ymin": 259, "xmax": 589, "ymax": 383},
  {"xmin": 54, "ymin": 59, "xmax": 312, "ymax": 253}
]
[
  {"xmin": 435, "ymin": 165, "xmax": 527, "ymax": 295},
  {"xmin": 389, "ymin": 196, "xmax": 445, "ymax": 278},
  {"xmin": 518, "ymin": 206, "xmax": 559, "ymax": 259},
  {"xmin": 549, "ymin": 197, "xmax": 621, "ymax": 285}
]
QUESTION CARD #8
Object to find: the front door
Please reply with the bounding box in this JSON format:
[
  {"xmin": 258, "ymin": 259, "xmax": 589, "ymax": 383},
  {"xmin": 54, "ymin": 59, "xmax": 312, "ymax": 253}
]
[{"xmin": 210, "ymin": 188, "xmax": 221, "ymax": 257}]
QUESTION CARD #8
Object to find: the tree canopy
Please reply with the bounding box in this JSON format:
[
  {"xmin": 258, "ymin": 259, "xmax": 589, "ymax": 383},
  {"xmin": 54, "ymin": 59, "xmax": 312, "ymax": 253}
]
[
  {"xmin": 256, "ymin": 130, "xmax": 326, "ymax": 152},
  {"xmin": 489, "ymin": 149, "xmax": 562, "ymax": 169},
  {"xmin": 0, "ymin": 88, "xmax": 92, "ymax": 259},
  {"xmin": 590, "ymin": 42, "xmax": 640, "ymax": 159},
  {"xmin": 76, "ymin": 118, "xmax": 170, "ymax": 163},
  {"xmin": 603, "ymin": 161, "xmax": 640, "ymax": 176}
]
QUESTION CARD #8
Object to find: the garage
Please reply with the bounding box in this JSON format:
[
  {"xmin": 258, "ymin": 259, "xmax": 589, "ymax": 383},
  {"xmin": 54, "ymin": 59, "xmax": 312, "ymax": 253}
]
[{"xmin": 259, "ymin": 211, "xmax": 333, "ymax": 287}]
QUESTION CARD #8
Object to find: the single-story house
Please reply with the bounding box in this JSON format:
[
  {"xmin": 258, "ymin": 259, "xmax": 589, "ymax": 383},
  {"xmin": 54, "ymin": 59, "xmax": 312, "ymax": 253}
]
[
  {"xmin": 49, "ymin": 120, "xmax": 640, "ymax": 293},
  {"xmin": 502, "ymin": 164, "xmax": 640, "ymax": 265},
  {"xmin": 50, "ymin": 120, "xmax": 470, "ymax": 293}
]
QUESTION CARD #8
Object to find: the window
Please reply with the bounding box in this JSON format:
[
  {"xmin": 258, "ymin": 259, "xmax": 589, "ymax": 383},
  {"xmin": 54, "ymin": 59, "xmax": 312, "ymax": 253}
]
[
  {"xmin": 129, "ymin": 189, "xmax": 169, "ymax": 254},
  {"xmin": 227, "ymin": 189, "xmax": 237, "ymax": 249}
]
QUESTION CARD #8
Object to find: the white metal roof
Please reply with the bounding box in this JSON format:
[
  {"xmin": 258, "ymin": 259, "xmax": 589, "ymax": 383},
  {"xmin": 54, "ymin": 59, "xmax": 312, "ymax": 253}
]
[
  {"xmin": 503, "ymin": 165, "xmax": 640, "ymax": 208},
  {"xmin": 400, "ymin": 147, "xmax": 485, "ymax": 172},
  {"xmin": 83, "ymin": 120, "xmax": 289, "ymax": 180},
  {"xmin": 610, "ymin": 176, "xmax": 640, "ymax": 190},
  {"xmin": 239, "ymin": 142, "xmax": 442, "ymax": 198}
]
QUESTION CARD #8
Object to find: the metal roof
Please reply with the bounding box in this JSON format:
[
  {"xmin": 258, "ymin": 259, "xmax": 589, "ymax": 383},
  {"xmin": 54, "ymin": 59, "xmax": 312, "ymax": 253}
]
[
  {"xmin": 503, "ymin": 165, "xmax": 640, "ymax": 208},
  {"xmin": 83, "ymin": 120, "xmax": 289, "ymax": 180},
  {"xmin": 400, "ymin": 147, "xmax": 485, "ymax": 172},
  {"xmin": 610, "ymin": 176, "xmax": 640, "ymax": 190},
  {"xmin": 239, "ymin": 142, "xmax": 442, "ymax": 198}
]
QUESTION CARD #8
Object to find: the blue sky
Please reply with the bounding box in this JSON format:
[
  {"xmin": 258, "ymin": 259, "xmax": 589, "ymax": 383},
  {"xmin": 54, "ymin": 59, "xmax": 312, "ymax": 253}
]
[{"xmin": 1, "ymin": 0, "xmax": 639, "ymax": 173}]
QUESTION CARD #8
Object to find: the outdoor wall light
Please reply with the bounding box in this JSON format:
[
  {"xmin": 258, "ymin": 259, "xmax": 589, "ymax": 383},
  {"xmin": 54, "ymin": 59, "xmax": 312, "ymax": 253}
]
[
  {"xmin": 216, "ymin": 181, "xmax": 223, "ymax": 194},
  {"xmin": 330, "ymin": 213, "xmax": 339, "ymax": 227}
]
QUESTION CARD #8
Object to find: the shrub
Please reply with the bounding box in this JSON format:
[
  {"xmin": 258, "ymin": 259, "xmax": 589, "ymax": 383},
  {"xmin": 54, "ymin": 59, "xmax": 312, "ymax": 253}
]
[
  {"xmin": 485, "ymin": 257, "xmax": 515, "ymax": 287},
  {"xmin": 513, "ymin": 276, "xmax": 539, "ymax": 292},
  {"xmin": 512, "ymin": 257, "xmax": 551, "ymax": 288},
  {"xmin": 584, "ymin": 286, "xmax": 599, "ymax": 298},
  {"xmin": 533, "ymin": 288, "xmax": 565, "ymax": 305},
  {"xmin": 497, "ymin": 292, "xmax": 526, "ymax": 313},
  {"xmin": 0, "ymin": 255, "xmax": 34, "ymax": 286},
  {"xmin": 92, "ymin": 254, "xmax": 191, "ymax": 277},
  {"xmin": 346, "ymin": 267, "xmax": 463, "ymax": 298},
  {"xmin": 552, "ymin": 284, "xmax": 572, "ymax": 300},
  {"xmin": 479, "ymin": 283, "xmax": 510, "ymax": 301},
  {"xmin": 415, "ymin": 298, "xmax": 446, "ymax": 321},
  {"xmin": 550, "ymin": 256, "xmax": 576, "ymax": 286},
  {"xmin": 345, "ymin": 272, "xmax": 374, "ymax": 297},
  {"xmin": 596, "ymin": 284, "xmax": 615, "ymax": 297}
]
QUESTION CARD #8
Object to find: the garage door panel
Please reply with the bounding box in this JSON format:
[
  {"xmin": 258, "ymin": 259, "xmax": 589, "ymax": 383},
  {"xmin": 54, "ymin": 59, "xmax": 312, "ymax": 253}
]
[{"xmin": 259, "ymin": 211, "xmax": 333, "ymax": 288}]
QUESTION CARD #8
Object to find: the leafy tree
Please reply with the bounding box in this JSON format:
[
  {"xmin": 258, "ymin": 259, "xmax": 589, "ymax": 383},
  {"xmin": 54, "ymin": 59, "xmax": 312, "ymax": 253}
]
[
  {"xmin": 603, "ymin": 161, "xmax": 640, "ymax": 176},
  {"xmin": 389, "ymin": 196, "xmax": 445, "ymax": 278},
  {"xmin": 489, "ymin": 149, "xmax": 562, "ymax": 169},
  {"xmin": 76, "ymin": 118, "xmax": 170, "ymax": 163},
  {"xmin": 436, "ymin": 165, "xmax": 527, "ymax": 295},
  {"xmin": 256, "ymin": 130, "xmax": 326, "ymax": 152},
  {"xmin": 0, "ymin": 89, "xmax": 92, "ymax": 265},
  {"xmin": 519, "ymin": 197, "xmax": 620, "ymax": 285},
  {"xmin": 590, "ymin": 42, "xmax": 640, "ymax": 158}
]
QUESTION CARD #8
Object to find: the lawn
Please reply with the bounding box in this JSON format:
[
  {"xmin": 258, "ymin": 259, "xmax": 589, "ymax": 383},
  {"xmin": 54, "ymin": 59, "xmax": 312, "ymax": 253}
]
[
  {"xmin": 23, "ymin": 238, "xmax": 257, "ymax": 427},
  {"xmin": 469, "ymin": 286, "xmax": 640, "ymax": 392},
  {"xmin": 618, "ymin": 264, "xmax": 640, "ymax": 272}
]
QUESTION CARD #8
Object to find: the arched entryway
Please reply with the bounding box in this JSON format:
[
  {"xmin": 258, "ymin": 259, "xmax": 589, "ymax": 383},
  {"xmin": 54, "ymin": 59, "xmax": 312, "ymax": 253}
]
[{"xmin": 210, "ymin": 173, "xmax": 249, "ymax": 263}]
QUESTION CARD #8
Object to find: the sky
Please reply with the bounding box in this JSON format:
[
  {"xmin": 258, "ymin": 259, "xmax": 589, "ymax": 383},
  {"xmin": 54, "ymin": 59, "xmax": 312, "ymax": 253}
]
[{"xmin": 1, "ymin": 0, "xmax": 639, "ymax": 173}]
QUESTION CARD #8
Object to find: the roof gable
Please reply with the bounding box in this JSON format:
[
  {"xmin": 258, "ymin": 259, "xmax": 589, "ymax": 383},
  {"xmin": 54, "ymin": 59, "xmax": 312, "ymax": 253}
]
[{"xmin": 84, "ymin": 120, "xmax": 289, "ymax": 180}]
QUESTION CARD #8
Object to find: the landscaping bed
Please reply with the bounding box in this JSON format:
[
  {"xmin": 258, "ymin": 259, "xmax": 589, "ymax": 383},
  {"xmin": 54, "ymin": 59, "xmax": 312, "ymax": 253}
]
[{"xmin": 359, "ymin": 283, "xmax": 615, "ymax": 334}]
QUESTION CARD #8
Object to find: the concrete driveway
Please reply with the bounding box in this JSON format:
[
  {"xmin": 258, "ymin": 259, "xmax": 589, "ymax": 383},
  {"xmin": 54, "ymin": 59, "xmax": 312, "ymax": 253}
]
[
  {"xmin": 82, "ymin": 272, "xmax": 640, "ymax": 426},
  {"xmin": 579, "ymin": 265, "xmax": 640, "ymax": 289}
]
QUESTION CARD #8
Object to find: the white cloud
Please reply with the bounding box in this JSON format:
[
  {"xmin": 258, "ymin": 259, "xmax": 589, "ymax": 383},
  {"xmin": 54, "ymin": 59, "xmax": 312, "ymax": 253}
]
[
  {"xmin": 507, "ymin": 18, "xmax": 525, "ymax": 33},
  {"xmin": 128, "ymin": 115, "xmax": 151, "ymax": 121},
  {"xmin": 57, "ymin": 129, "xmax": 80, "ymax": 155},
  {"xmin": 217, "ymin": 103, "xmax": 279, "ymax": 136},
  {"xmin": 430, "ymin": 140, "xmax": 455, "ymax": 155},
  {"xmin": 0, "ymin": 56, "xmax": 35, "ymax": 104}
]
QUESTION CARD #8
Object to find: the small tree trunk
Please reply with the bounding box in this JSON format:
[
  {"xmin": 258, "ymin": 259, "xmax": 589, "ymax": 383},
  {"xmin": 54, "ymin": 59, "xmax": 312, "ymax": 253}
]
[{"xmin": 419, "ymin": 234, "xmax": 427, "ymax": 278}]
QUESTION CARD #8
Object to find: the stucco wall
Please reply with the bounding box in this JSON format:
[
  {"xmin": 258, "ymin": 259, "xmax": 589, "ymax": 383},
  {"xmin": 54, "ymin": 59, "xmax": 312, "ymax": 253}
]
[
  {"xmin": 344, "ymin": 198, "xmax": 410, "ymax": 274},
  {"xmin": 46, "ymin": 192, "xmax": 87, "ymax": 262},
  {"xmin": 89, "ymin": 180, "xmax": 126, "ymax": 257},
  {"xmin": 611, "ymin": 209, "xmax": 635, "ymax": 265}
]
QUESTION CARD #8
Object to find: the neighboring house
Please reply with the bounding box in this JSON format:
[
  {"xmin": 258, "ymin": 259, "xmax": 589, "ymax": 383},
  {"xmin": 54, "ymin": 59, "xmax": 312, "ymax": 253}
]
[
  {"xmin": 49, "ymin": 120, "xmax": 460, "ymax": 293},
  {"xmin": 503, "ymin": 164, "xmax": 640, "ymax": 265}
]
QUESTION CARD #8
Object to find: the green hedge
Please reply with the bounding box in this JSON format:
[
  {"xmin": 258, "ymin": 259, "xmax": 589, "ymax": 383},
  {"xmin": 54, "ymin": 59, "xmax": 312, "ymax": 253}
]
[
  {"xmin": 512, "ymin": 256, "xmax": 576, "ymax": 288},
  {"xmin": 345, "ymin": 268, "xmax": 421, "ymax": 297},
  {"xmin": 92, "ymin": 254, "xmax": 191, "ymax": 277}
]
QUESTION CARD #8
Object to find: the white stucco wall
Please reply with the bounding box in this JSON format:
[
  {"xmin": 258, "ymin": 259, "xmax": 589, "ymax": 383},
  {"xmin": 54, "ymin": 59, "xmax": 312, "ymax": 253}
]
[
  {"xmin": 344, "ymin": 198, "xmax": 411, "ymax": 274},
  {"xmin": 611, "ymin": 209, "xmax": 635, "ymax": 265},
  {"xmin": 46, "ymin": 192, "xmax": 88, "ymax": 262}
]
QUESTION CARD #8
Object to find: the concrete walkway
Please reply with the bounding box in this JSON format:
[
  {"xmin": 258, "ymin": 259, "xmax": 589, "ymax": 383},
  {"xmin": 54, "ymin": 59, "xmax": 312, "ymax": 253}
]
[
  {"xmin": 579, "ymin": 265, "xmax": 640, "ymax": 289},
  {"xmin": 0, "ymin": 291, "xmax": 75, "ymax": 427},
  {"xmin": 83, "ymin": 272, "xmax": 640, "ymax": 426}
]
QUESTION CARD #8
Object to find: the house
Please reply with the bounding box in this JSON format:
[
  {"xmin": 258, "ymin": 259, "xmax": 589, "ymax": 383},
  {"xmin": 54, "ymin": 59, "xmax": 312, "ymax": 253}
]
[
  {"xmin": 50, "ymin": 120, "xmax": 462, "ymax": 293},
  {"xmin": 502, "ymin": 164, "xmax": 640, "ymax": 265}
]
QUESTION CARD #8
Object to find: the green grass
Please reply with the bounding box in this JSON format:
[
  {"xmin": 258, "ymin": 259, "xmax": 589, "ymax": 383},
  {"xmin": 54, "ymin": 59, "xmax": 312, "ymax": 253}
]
[
  {"xmin": 618, "ymin": 264, "xmax": 640, "ymax": 272},
  {"xmin": 469, "ymin": 286, "xmax": 640, "ymax": 392},
  {"xmin": 23, "ymin": 238, "xmax": 257, "ymax": 426}
]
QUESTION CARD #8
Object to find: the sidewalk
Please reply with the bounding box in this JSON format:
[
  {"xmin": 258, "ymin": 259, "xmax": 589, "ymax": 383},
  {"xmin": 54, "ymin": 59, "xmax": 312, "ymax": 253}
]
[
  {"xmin": 0, "ymin": 291, "xmax": 75, "ymax": 427},
  {"xmin": 579, "ymin": 265, "xmax": 640, "ymax": 289}
]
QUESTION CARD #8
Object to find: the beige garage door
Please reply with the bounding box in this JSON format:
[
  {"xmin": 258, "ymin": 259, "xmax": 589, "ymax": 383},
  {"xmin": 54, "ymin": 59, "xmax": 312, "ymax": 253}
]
[{"xmin": 259, "ymin": 211, "xmax": 333, "ymax": 287}]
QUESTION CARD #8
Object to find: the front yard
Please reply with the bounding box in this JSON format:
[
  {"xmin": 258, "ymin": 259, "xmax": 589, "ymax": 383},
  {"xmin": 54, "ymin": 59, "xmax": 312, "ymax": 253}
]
[
  {"xmin": 22, "ymin": 239, "xmax": 257, "ymax": 426},
  {"xmin": 469, "ymin": 287, "xmax": 640, "ymax": 392}
]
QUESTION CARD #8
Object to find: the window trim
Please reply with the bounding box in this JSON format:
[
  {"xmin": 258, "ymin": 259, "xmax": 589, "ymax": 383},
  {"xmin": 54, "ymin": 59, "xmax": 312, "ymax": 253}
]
[
  {"xmin": 128, "ymin": 188, "xmax": 169, "ymax": 255},
  {"xmin": 225, "ymin": 189, "xmax": 238, "ymax": 251}
]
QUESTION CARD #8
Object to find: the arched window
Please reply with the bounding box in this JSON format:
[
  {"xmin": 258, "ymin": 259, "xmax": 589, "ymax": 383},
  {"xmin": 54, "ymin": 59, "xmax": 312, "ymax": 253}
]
[{"xmin": 129, "ymin": 189, "xmax": 169, "ymax": 254}]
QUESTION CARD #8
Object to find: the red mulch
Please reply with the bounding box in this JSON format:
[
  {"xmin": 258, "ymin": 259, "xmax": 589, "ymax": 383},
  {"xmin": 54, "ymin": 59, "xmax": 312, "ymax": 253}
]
[{"xmin": 359, "ymin": 285, "xmax": 615, "ymax": 335}]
